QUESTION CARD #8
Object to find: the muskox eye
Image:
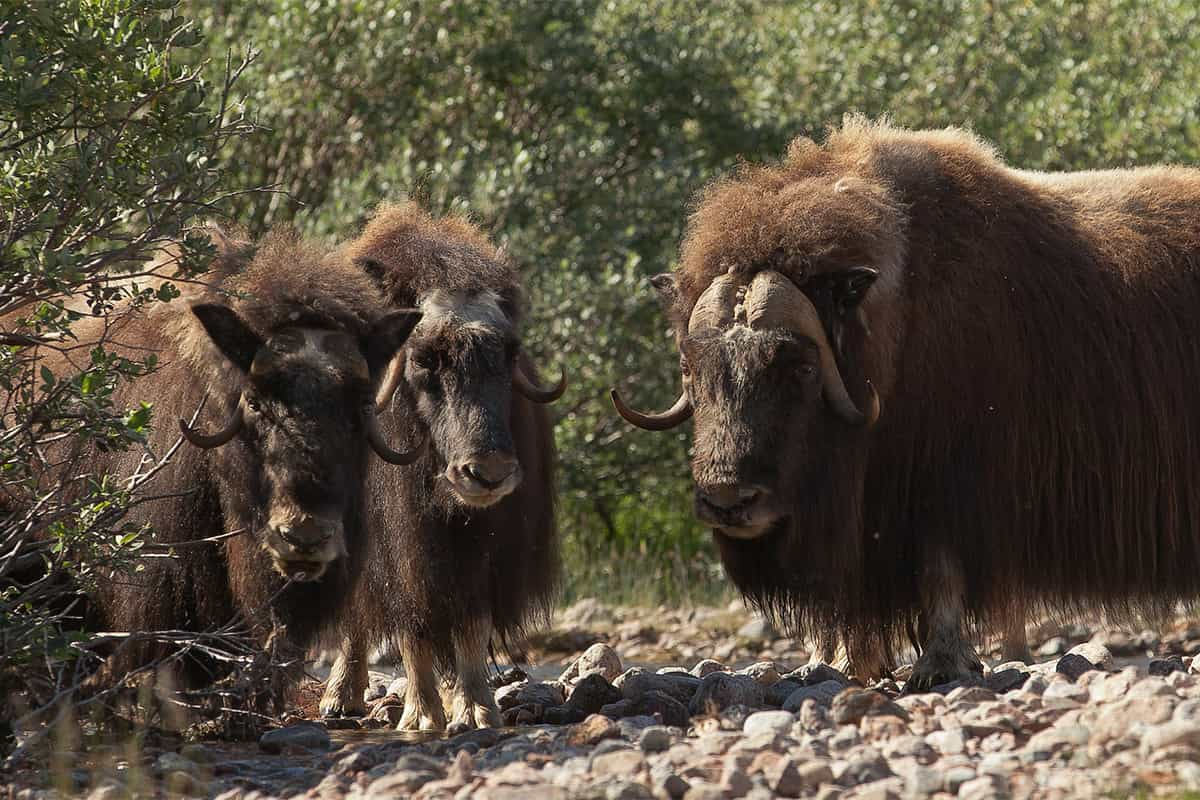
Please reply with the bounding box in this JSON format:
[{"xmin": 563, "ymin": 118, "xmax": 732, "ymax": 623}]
[
  {"xmin": 412, "ymin": 350, "xmax": 439, "ymax": 371},
  {"xmin": 246, "ymin": 397, "xmax": 261, "ymax": 412},
  {"xmin": 799, "ymin": 363, "xmax": 817, "ymax": 379}
]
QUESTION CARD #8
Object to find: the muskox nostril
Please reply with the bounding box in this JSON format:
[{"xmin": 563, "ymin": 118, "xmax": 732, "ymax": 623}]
[
  {"xmin": 275, "ymin": 521, "xmax": 332, "ymax": 552},
  {"xmin": 700, "ymin": 484, "xmax": 764, "ymax": 511},
  {"xmin": 459, "ymin": 455, "xmax": 518, "ymax": 489}
]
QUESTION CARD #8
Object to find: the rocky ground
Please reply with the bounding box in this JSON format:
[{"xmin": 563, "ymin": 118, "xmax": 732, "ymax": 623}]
[{"xmin": 10, "ymin": 600, "xmax": 1200, "ymax": 799}]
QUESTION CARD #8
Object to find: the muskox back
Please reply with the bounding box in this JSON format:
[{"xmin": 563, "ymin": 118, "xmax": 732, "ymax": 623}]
[{"xmin": 633, "ymin": 117, "xmax": 1200, "ymax": 683}]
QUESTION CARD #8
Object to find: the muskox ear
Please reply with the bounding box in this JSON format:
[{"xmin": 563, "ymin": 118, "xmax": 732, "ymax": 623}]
[
  {"xmin": 192, "ymin": 304, "xmax": 263, "ymax": 373},
  {"xmin": 649, "ymin": 273, "xmax": 678, "ymax": 310},
  {"xmin": 365, "ymin": 310, "xmax": 422, "ymax": 376},
  {"xmin": 832, "ymin": 266, "xmax": 879, "ymax": 312}
]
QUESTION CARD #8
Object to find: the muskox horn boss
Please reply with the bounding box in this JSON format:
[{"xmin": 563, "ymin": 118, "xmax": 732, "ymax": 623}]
[
  {"xmin": 366, "ymin": 406, "xmax": 426, "ymax": 464},
  {"xmin": 514, "ymin": 362, "xmax": 567, "ymax": 403},
  {"xmin": 610, "ymin": 388, "xmax": 693, "ymax": 431},
  {"xmin": 178, "ymin": 405, "xmax": 245, "ymax": 448},
  {"xmin": 745, "ymin": 270, "xmax": 880, "ymax": 427}
]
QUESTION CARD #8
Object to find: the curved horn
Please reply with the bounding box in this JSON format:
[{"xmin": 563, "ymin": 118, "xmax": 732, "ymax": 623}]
[
  {"xmin": 514, "ymin": 362, "xmax": 566, "ymax": 403},
  {"xmin": 179, "ymin": 405, "xmax": 244, "ymax": 448},
  {"xmin": 374, "ymin": 356, "xmax": 406, "ymax": 413},
  {"xmin": 745, "ymin": 271, "xmax": 880, "ymax": 427},
  {"xmin": 610, "ymin": 388, "xmax": 693, "ymax": 431},
  {"xmin": 366, "ymin": 409, "xmax": 426, "ymax": 465}
]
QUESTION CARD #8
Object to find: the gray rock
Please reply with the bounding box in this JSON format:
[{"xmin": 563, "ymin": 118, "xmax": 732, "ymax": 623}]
[
  {"xmin": 600, "ymin": 698, "xmax": 634, "ymax": 719},
  {"xmin": 496, "ymin": 681, "xmax": 526, "ymax": 710},
  {"xmin": 830, "ymin": 689, "xmax": 908, "ymax": 725},
  {"xmin": 1037, "ymin": 636, "xmax": 1069, "ymax": 657},
  {"xmin": 783, "ymin": 680, "xmax": 843, "ymax": 711},
  {"xmin": 567, "ymin": 673, "xmax": 624, "ymax": 715},
  {"xmin": 689, "ymin": 673, "xmax": 766, "ymax": 716},
  {"xmin": 766, "ymin": 679, "xmax": 802, "ymax": 707},
  {"xmin": 925, "ymin": 728, "xmax": 966, "ymax": 756},
  {"xmin": 737, "ymin": 616, "xmax": 777, "ymax": 642},
  {"xmin": 259, "ymin": 722, "xmax": 330, "ymax": 754},
  {"xmin": 628, "ymin": 689, "xmax": 690, "ymax": 728},
  {"xmin": 569, "ymin": 713, "xmax": 622, "ymax": 746},
  {"xmin": 592, "ymin": 749, "xmax": 648, "ymax": 777},
  {"xmin": 605, "ymin": 780, "xmax": 654, "ymax": 800},
  {"xmin": 984, "ymin": 668, "xmax": 1028, "ymax": 693},
  {"xmin": 621, "ymin": 668, "xmax": 697, "ymax": 705},
  {"xmin": 155, "ymin": 753, "xmax": 196, "ymax": 774},
  {"xmin": 796, "ymin": 759, "xmax": 835, "ymax": 791},
  {"xmin": 1056, "ymin": 653, "xmax": 1100, "ymax": 681},
  {"xmin": 837, "ymin": 751, "xmax": 892, "ymax": 787},
  {"xmin": 1150, "ymin": 657, "xmax": 1188, "ymax": 676},
  {"xmin": 1067, "ymin": 641, "xmax": 1113, "ymax": 669},
  {"xmin": 957, "ymin": 774, "xmax": 1007, "ymax": 800},
  {"xmin": 1141, "ymin": 721, "xmax": 1200, "ymax": 754},
  {"xmin": 787, "ymin": 662, "xmax": 851, "ymax": 686},
  {"xmin": 543, "ymin": 705, "xmax": 588, "ymax": 725},
  {"xmin": 742, "ymin": 710, "xmax": 796, "ymax": 736},
  {"xmin": 1042, "ymin": 679, "xmax": 1088, "ymax": 707},
  {"xmin": 560, "ymin": 642, "xmax": 624, "ymax": 684},
  {"xmin": 942, "ymin": 765, "xmax": 976, "ymax": 794},
  {"xmin": 739, "ymin": 661, "xmax": 781, "ymax": 686},
  {"xmin": 517, "ymin": 681, "xmax": 566, "ymax": 708},
  {"xmin": 385, "ymin": 676, "xmax": 408, "ymax": 697},
  {"xmin": 691, "ymin": 659, "xmax": 727, "ymax": 678},
  {"xmin": 364, "ymin": 770, "xmax": 438, "ymax": 797},
  {"xmin": 639, "ymin": 725, "xmax": 674, "ymax": 753}
]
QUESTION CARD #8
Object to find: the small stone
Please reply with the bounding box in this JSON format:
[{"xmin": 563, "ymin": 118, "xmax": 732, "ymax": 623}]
[
  {"xmin": 569, "ymin": 714, "xmax": 621, "ymax": 746},
  {"xmin": 766, "ymin": 679, "xmax": 802, "ymax": 707},
  {"xmin": 984, "ymin": 668, "xmax": 1028, "ymax": 693},
  {"xmin": 567, "ymin": 673, "xmax": 624, "ymax": 714},
  {"xmin": 1141, "ymin": 721, "xmax": 1200, "ymax": 754},
  {"xmin": 628, "ymin": 689, "xmax": 690, "ymax": 728},
  {"xmin": 259, "ymin": 722, "xmax": 330, "ymax": 754},
  {"xmin": 1042, "ymin": 679, "xmax": 1088, "ymax": 707},
  {"xmin": 1067, "ymin": 641, "xmax": 1113, "ymax": 669},
  {"xmin": 737, "ymin": 616, "xmax": 777, "ymax": 642},
  {"xmin": 743, "ymin": 710, "xmax": 795, "ymax": 736},
  {"xmin": 639, "ymin": 726, "xmax": 674, "ymax": 753},
  {"xmin": 691, "ymin": 659, "xmax": 727, "ymax": 678},
  {"xmin": 543, "ymin": 705, "xmax": 588, "ymax": 725},
  {"xmin": 656, "ymin": 769, "xmax": 691, "ymax": 799},
  {"xmin": 945, "ymin": 685, "xmax": 997, "ymax": 706},
  {"xmin": 925, "ymin": 728, "xmax": 966, "ymax": 756},
  {"xmin": 516, "ymin": 681, "xmax": 565, "ymax": 708},
  {"xmin": 386, "ymin": 676, "xmax": 408, "ymax": 696},
  {"xmin": 721, "ymin": 764, "xmax": 753, "ymax": 797},
  {"xmin": 783, "ymin": 680, "xmax": 843, "ymax": 711},
  {"xmin": 830, "ymin": 689, "xmax": 908, "ymax": 726},
  {"xmin": 761, "ymin": 756, "xmax": 805, "ymax": 797},
  {"xmin": 787, "ymin": 662, "xmax": 851, "ymax": 686},
  {"xmin": 1150, "ymin": 657, "xmax": 1188, "ymax": 676},
  {"xmin": 621, "ymin": 668, "xmax": 697, "ymax": 705},
  {"xmin": 943, "ymin": 765, "xmax": 976, "ymax": 794},
  {"xmin": 592, "ymin": 749, "xmax": 648, "ymax": 777},
  {"xmin": 689, "ymin": 673, "xmax": 765, "ymax": 716},
  {"xmin": 155, "ymin": 753, "xmax": 196, "ymax": 774},
  {"xmin": 1056, "ymin": 653, "xmax": 1100, "ymax": 681},
  {"xmin": 496, "ymin": 681, "xmax": 526, "ymax": 710},
  {"xmin": 739, "ymin": 661, "xmax": 781, "ymax": 686},
  {"xmin": 365, "ymin": 770, "xmax": 438, "ymax": 797},
  {"xmin": 797, "ymin": 759, "xmax": 835, "ymax": 790},
  {"xmin": 837, "ymin": 750, "xmax": 892, "ymax": 786},
  {"xmin": 957, "ymin": 774, "xmax": 1007, "ymax": 800},
  {"xmin": 606, "ymin": 780, "xmax": 654, "ymax": 800},
  {"xmin": 560, "ymin": 642, "xmax": 624, "ymax": 684}
]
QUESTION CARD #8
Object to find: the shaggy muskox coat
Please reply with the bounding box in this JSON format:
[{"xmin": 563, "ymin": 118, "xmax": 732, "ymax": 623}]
[
  {"xmin": 327, "ymin": 202, "xmax": 559, "ymax": 725},
  {"xmin": 669, "ymin": 118, "xmax": 1200, "ymax": 678},
  {"xmin": 6, "ymin": 230, "xmax": 407, "ymax": 691}
]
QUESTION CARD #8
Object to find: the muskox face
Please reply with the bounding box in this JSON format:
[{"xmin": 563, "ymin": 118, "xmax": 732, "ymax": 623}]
[
  {"xmin": 185, "ymin": 304, "xmax": 422, "ymax": 580},
  {"xmin": 387, "ymin": 289, "xmax": 564, "ymax": 508},
  {"xmin": 612, "ymin": 269, "xmax": 879, "ymax": 539}
]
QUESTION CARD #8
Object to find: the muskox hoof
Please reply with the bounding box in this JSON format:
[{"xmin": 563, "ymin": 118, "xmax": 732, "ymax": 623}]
[
  {"xmin": 318, "ymin": 695, "xmax": 366, "ymax": 719},
  {"xmin": 907, "ymin": 643, "xmax": 984, "ymax": 692},
  {"xmin": 396, "ymin": 704, "xmax": 446, "ymax": 732},
  {"xmin": 449, "ymin": 695, "xmax": 502, "ymax": 732}
]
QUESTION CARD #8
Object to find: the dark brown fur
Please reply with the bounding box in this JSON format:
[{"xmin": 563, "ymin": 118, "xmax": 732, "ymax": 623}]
[
  {"xmin": 341, "ymin": 202, "xmax": 559, "ymax": 671},
  {"xmin": 9, "ymin": 229, "xmax": 409, "ymax": 690},
  {"xmin": 668, "ymin": 117, "xmax": 1200, "ymax": 669}
]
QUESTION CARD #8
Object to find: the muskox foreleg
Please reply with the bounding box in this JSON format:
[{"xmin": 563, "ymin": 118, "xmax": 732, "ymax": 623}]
[
  {"xmin": 908, "ymin": 548, "xmax": 984, "ymax": 690},
  {"xmin": 397, "ymin": 636, "xmax": 446, "ymax": 731},
  {"xmin": 446, "ymin": 618, "xmax": 502, "ymax": 733},
  {"xmin": 319, "ymin": 635, "xmax": 368, "ymax": 718},
  {"xmin": 999, "ymin": 611, "xmax": 1032, "ymax": 663},
  {"xmin": 808, "ymin": 628, "xmax": 888, "ymax": 681}
]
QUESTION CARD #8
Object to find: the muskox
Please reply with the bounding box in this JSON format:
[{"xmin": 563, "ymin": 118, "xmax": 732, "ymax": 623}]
[
  {"xmin": 6, "ymin": 230, "xmax": 421, "ymax": 690},
  {"xmin": 613, "ymin": 117, "xmax": 1200, "ymax": 688},
  {"xmin": 319, "ymin": 203, "xmax": 562, "ymax": 730}
]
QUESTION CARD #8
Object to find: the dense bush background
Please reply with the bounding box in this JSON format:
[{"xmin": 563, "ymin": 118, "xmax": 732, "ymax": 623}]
[{"xmin": 184, "ymin": 0, "xmax": 1200, "ymax": 602}]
